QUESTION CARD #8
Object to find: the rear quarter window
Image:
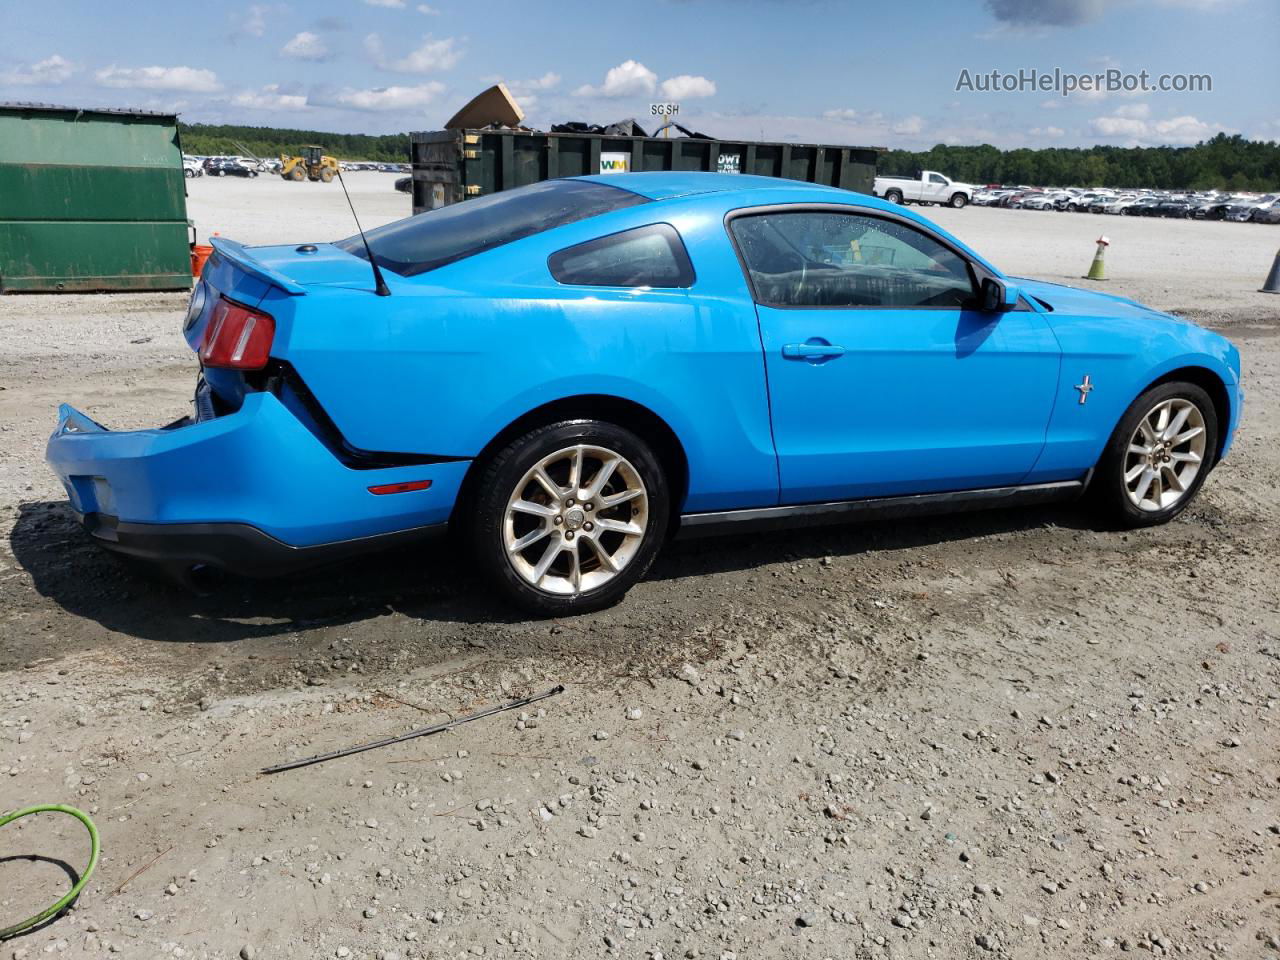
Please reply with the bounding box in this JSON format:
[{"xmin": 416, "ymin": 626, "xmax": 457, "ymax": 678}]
[
  {"xmin": 338, "ymin": 179, "xmax": 649, "ymax": 277},
  {"xmin": 549, "ymin": 223, "xmax": 695, "ymax": 288}
]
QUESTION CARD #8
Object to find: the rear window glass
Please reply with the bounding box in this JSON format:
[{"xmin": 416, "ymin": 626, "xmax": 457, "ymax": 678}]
[
  {"xmin": 549, "ymin": 224, "xmax": 695, "ymax": 288},
  {"xmin": 336, "ymin": 179, "xmax": 649, "ymax": 277}
]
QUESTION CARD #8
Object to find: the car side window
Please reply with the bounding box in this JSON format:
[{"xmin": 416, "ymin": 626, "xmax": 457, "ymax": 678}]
[
  {"xmin": 549, "ymin": 223, "xmax": 695, "ymax": 288},
  {"xmin": 928, "ymin": 173, "xmax": 947, "ymax": 184},
  {"xmin": 729, "ymin": 211, "xmax": 976, "ymax": 309}
]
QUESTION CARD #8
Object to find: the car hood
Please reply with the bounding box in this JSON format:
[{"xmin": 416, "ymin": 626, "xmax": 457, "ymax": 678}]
[{"xmin": 1010, "ymin": 277, "xmax": 1177, "ymax": 321}]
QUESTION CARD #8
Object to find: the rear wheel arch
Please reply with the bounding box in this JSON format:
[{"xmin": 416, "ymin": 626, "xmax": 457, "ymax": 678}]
[{"xmin": 453, "ymin": 395, "xmax": 690, "ymax": 534}]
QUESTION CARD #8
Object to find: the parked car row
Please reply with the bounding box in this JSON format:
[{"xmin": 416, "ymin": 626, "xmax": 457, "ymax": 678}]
[
  {"xmin": 340, "ymin": 161, "xmax": 411, "ymax": 173},
  {"xmin": 972, "ymin": 186, "xmax": 1280, "ymax": 222},
  {"xmin": 181, "ymin": 154, "xmax": 410, "ymax": 180}
]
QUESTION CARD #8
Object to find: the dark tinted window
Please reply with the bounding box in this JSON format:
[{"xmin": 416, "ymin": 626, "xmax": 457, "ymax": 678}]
[
  {"xmin": 336, "ymin": 179, "xmax": 649, "ymax": 277},
  {"xmin": 730, "ymin": 211, "xmax": 975, "ymax": 308},
  {"xmin": 549, "ymin": 224, "xmax": 695, "ymax": 288}
]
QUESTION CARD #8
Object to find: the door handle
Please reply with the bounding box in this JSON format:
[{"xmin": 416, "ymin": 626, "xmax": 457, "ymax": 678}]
[{"xmin": 782, "ymin": 340, "xmax": 845, "ymax": 362}]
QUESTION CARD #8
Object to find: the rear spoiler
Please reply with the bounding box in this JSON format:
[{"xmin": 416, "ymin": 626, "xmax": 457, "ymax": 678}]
[{"xmin": 209, "ymin": 237, "xmax": 308, "ymax": 296}]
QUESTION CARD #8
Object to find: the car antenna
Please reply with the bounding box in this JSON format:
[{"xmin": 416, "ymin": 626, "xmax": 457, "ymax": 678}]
[{"xmin": 335, "ymin": 164, "xmax": 391, "ymax": 297}]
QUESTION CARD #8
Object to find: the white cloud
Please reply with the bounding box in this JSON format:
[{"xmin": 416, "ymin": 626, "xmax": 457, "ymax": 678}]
[
  {"xmin": 0, "ymin": 54, "xmax": 76, "ymax": 86},
  {"xmin": 823, "ymin": 107, "xmax": 874, "ymax": 123},
  {"xmin": 1151, "ymin": 114, "xmax": 1218, "ymax": 144},
  {"xmin": 892, "ymin": 114, "xmax": 924, "ymax": 135},
  {"xmin": 822, "ymin": 108, "xmax": 888, "ymax": 128},
  {"xmin": 281, "ymin": 31, "xmax": 331, "ymax": 61},
  {"xmin": 1112, "ymin": 102, "xmax": 1150, "ymax": 119},
  {"xmin": 1031, "ymin": 124, "xmax": 1066, "ymax": 137},
  {"xmin": 416, "ymin": 2, "xmax": 439, "ymax": 11},
  {"xmin": 321, "ymin": 82, "xmax": 446, "ymax": 111},
  {"xmin": 934, "ymin": 123, "xmax": 1000, "ymax": 145},
  {"xmin": 573, "ymin": 59, "xmax": 657, "ymax": 98},
  {"xmin": 660, "ymin": 74, "xmax": 716, "ymax": 99},
  {"xmin": 364, "ymin": 0, "xmax": 405, "ymax": 6},
  {"xmin": 1090, "ymin": 109, "xmax": 1227, "ymax": 145},
  {"xmin": 96, "ymin": 64, "xmax": 222, "ymax": 93},
  {"xmin": 1091, "ymin": 114, "xmax": 1149, "ymax": 138},
  {"xmin": 1070, "ymin": 82, "xmax": 1145, "ymax": 104},
  {"xmin": 524, "ymin": 71, "xmax": 560, "ymax": 91},
  {"xmin": 365, "ymin": 33, "xmax": 462, "ymax": 73},
  {"xmin": 229, "ymin": 3, "xmax": 276, "ymax": 40},
  {"xmin": 231, "ymin": 84, "xmax": 308, "ymax": 110},
  {"xmin": 244, "ymin": 4, "xmax": 268, "ymax": 36}
]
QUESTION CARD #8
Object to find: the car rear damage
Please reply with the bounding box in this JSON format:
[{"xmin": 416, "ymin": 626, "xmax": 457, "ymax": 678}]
[{"xmin": 45, "ymin": 238, "xmax": 467, "ymax": 584}]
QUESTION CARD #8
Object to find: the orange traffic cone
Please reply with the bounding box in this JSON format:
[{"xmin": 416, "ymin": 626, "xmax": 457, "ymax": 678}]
[
  {"xmin": 1083, "ymin": 236, "xmax": 1109, "ymax": 281},
  {"xmin": 1260, "ymin": 248, "xmax": 1280, "ymax": 294}
]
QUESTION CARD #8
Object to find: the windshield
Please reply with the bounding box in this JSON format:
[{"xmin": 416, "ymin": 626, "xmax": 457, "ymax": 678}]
[{"xmin": 337, "ymin": 179, "xmax": 649, "ymax": 277}]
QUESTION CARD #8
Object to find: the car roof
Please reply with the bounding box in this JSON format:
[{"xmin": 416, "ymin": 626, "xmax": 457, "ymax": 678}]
[{"xmin": 575, "ymin": 171, "xmax": 841, "ymax": 201}]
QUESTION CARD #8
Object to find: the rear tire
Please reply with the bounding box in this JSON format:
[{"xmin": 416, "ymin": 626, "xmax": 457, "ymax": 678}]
[
  {"xmin": 1093, "ymin": 381, "xmax": 1218, "ymax": 528},
  {"xmin": 883, "ymin": 189, "xmax": 904, "ymax": 205},
  {"xmin": 470, "ymin": 421, "xmax": 669, "ymax": 616}
]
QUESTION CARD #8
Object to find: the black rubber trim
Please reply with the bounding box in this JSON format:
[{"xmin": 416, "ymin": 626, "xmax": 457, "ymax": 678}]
[
  {"xmin": 254, "ymin": 360, "xmax": 470, "ymax": 470},
  {"xmin": 78, "ymin": 511, "xmax": 446, "ymax": 580},
  {"xmin": 676, "ymin": 479, "xmax": 1085, "ymax": 539}
]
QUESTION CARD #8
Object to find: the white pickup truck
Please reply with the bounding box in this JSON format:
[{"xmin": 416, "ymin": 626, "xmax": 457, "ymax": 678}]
[{"xmin": 873, "ymin": 170, "xmax": 975, "ymax": 208}]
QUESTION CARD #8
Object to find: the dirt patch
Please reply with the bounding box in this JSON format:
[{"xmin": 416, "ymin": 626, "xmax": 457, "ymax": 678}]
[{"xmin": 2, "ymin": 199, "xmax": 1278, "ymax": 959}]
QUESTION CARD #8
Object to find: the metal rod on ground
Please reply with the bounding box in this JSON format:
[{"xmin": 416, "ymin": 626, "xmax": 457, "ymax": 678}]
[{"xmin": 261, "ymin": 685, "xmax": 566, "ymax": 775}]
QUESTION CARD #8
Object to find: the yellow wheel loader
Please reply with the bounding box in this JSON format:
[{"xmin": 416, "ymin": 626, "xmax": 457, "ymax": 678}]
[{"xmin": 280, "ymin": 145, "xmax": 339, "ymax": 183}]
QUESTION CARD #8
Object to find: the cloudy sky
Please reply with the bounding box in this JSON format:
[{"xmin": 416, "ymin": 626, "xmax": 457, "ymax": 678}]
[{"xmin": 3, "ymin": 0, "xmax": 1276, "ymax": 148}]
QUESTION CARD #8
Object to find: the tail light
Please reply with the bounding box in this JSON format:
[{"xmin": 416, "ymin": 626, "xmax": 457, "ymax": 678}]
[{"xmin": 200, "ymin": 297, "xmax": 275, "ymax": 370}]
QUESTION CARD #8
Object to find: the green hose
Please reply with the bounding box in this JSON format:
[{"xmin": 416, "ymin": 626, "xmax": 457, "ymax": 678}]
[{"xmin": 0, "ymin": 805, "xmax": 100, "ymax": 940}]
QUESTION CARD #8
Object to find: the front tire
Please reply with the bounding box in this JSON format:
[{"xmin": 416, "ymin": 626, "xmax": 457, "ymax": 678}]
[
  {"xmin": 949, "ymin": 192, "xmax": 968, "ymax": 208},
  {"xmin": 1094, "ymin": 381, "xmax": 1218, "ymax": 528},
  {"xmin": 470, "ymin": 421, "xmax": 669, "ymax": 615}
]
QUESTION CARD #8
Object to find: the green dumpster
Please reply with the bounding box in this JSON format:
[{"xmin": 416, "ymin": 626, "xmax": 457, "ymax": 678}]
[
  {"xmin": 0, "ymin": 102, "xmax": 192, "ymax": 293},
  {"xmin": 410, "ymin": 129, "xmax": 883, "ymax": 214}
]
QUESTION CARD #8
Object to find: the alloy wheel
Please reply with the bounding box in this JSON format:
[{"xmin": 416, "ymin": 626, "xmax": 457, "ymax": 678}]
[
  {"xmin": 503, "ymin": 444, "xmax": 649, "ymax": 596},
  {"xmin": 1123, "ymin": 397, "xmax": 1207, "ymax": 512}
]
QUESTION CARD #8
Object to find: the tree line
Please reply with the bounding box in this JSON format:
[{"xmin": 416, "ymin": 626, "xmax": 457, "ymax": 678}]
[
  {"xmin": 877, "ymin": 134, "xmax": 1279, "ymax": 191},
  {"xmin": 178, "ymin": 123, "xmax": 410, "ymax": 163},
  {"xmin": 178, "ymin": 123, "xmax": 1279, "ymax": 191}
]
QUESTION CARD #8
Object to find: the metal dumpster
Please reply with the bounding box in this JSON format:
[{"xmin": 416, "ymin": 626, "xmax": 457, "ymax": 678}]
[
  {"xmin": 409, "ymin": 129, "xmax": 881, "ymax": 214},
  {"xmin": 0, "ymin": 102, "xmax": 192, "ymax": 293}
]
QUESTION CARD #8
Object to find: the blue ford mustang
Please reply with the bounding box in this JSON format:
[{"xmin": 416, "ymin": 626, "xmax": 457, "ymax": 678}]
[{"xmin": 46, "ymin": 173, "xmax": 1243, "ymax": 614}]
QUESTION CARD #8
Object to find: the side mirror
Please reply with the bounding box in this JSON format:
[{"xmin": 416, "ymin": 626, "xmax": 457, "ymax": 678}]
[{"xmin": 980, "ymin": 277, "xmax": 1019, "ymax": 312}]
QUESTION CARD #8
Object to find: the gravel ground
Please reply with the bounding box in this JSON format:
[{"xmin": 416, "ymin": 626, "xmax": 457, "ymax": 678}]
[{"xmin": 1, "ymin": 176, "xmax": 1278, "ymax": 960}]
